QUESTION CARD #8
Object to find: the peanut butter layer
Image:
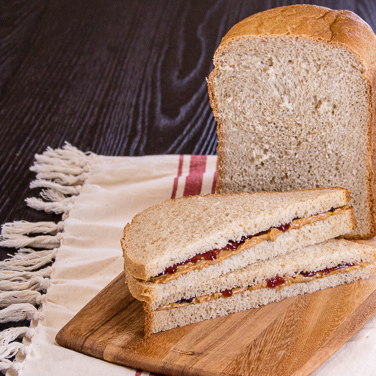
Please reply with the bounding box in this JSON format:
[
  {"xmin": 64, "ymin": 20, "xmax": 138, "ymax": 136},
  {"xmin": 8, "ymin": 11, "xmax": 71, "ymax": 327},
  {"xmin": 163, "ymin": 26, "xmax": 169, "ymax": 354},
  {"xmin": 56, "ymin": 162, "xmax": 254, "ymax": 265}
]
[
  {"xmin": 147, "ymin": 206, "xmax": 350, "ymax": 284},
  {"xmin": 156, "ymin": 261, "xmax": 370, "ymax": 311}
]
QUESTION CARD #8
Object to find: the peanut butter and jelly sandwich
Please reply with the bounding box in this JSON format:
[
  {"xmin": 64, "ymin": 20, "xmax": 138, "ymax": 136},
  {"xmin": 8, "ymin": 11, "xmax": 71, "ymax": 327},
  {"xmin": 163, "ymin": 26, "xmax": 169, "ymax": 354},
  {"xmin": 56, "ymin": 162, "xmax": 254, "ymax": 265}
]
[
  {"xmin": 144, "ymin": 239, "xmax": 376, "ymax": 334},
  {"xmin": 121, "ymin": 188, "xmax": 364, "ymax": 334}
]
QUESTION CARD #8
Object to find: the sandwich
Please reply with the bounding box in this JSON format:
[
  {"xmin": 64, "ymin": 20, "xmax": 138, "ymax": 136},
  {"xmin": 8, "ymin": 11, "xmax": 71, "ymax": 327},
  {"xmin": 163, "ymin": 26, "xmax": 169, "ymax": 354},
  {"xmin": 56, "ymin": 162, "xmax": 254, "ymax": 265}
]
[
  {"xmin": 144, "ymin": 239, "xmax": 376, "ymax": 334},
  {"xmin": 207, "ymin": 4, "xmax": 376, "ymax": 239},
  {"xmin": 121, "ymin": 188, "xmax": 357, "ymax": 334}
]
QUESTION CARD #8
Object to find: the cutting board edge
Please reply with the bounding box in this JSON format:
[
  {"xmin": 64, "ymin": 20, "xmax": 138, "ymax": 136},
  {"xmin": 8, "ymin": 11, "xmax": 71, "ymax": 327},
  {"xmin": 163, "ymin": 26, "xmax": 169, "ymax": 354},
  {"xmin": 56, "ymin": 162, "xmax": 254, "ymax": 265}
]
[
  {"xmin": 293, "ymin": 286, "xmax": 376, "ymax": 376},
  {"xmin": 54, "ymin": 274, "xmax": 376, "ymax": 376}
]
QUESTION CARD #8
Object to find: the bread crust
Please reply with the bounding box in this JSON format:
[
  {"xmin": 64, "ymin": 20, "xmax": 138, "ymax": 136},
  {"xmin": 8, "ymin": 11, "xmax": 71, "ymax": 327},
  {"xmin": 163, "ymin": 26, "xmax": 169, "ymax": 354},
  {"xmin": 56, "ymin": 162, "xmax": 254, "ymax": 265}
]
[
  {"xmin": 207, "ymin": 5, "xmax": 376, "ymax": 239},
  {"xmin": 121, "ymin": 224, "xmax": 147, "ymax": 280},
  {"xmin": 368, "ymin": 62, "xmax": 376, "ymax": 239}
]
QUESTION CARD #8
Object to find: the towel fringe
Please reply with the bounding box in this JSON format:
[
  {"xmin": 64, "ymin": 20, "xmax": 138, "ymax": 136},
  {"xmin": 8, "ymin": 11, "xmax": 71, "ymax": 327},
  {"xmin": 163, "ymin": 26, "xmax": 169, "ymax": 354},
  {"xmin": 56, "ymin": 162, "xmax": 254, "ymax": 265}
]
[
  {"xmin": 25, "ymin": 197, "xmax": 75, "ymax": 214},
  {"xmin": 0, "ymin": 249, "xmax": 57, "ymax": 272},
  {"xmin": 0, "ymin": 143, "xmax": 92, "ymax": 374},
  {"xmin": 0, "ymin": 291, "xmax": 44, "ymax": 308},
  {"xmin": 36, "ymin": 143, "xmax": 90, "ymax": 163},
  {"xmin": 0, "ymin": 276, "xmax": 49, "ymax": 292},
  {"xmin": 0, "ymin": 267, "xmax": 53, "ymax": 281},
  {"xmin": 30, "ymin": 163, "xmax": 87, "ymax": 175},
  {"xmin": 30, "ymin": 179, "xmax": 82, "ymax": 195},
  {"xmin": 40, "ymin": 189, "xmax": 69, "ymax": 202},
  {"xmin": 0, "ymin": 304, "xmax": 42, "ymax": 324},
  {"xmin": 0, "ymin": 343, "xmax": 26, "ymax": 366},
  {"xmin": 0, "ymin": 234, "xmax": 62, "ymax": 249},
  {"xmin": 1, "ymin": 221, "xmax": 64, "ymax": 236},
  {"xmin": 0, "ymin": 327, "xmax": 34, "ymax": 348},
  {"xmin": 33, "ymin": 172, "xmax": 87, "ymax": 185}
]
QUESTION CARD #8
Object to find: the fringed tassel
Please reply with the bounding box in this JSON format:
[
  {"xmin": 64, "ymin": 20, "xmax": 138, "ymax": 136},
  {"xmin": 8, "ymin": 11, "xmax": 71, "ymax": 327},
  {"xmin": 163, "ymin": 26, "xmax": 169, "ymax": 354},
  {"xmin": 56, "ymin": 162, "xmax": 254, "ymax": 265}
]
[
  {"xmin": 0, "ymin": 328, "xmax": 35, "ymax": 347},
  {"xmin": 0, "ymin": 292, "xmax": 44, "ymax": 309},
  {"xmin": 0, "ymin": 267, "xmax": 52, "ymax": 281},
  {"xmin": 0, "ymin": 143, "xmax": 92, "ymax": 374},
  {"xmin": 0, "ymin": 249, "xmax": 57, "ymax": 272},
  {"xmin": 0, "ymin": 344, "xmax": 25, "ymax": 373},
  {"xmin": 0, "ymin": 327, "xmax": 35, "ymax": 369},
  {"xmin": 1, "ymin": 221, "xmax": 64, "ymax": 236},
  {"xmin": 25, "ymin": 197, "xmax": 76, "ymax": 214},
  {"xmin": 0, "ymin": 326, "xmax": 34, "ymax": 373},
  {"xmin": 0, "ymin": 234, "xmax": 62, "ymax": 249},
  {"xmin": 29, "ymin": 180, "xmax": 82, "ymax": 195},
  {"xmin": 26, "ymin": 143, "xmax": 90, "ymax": 215},
  {"xmin": 0, "ymin": 276, "xmax": 49, "ymax": 293}
]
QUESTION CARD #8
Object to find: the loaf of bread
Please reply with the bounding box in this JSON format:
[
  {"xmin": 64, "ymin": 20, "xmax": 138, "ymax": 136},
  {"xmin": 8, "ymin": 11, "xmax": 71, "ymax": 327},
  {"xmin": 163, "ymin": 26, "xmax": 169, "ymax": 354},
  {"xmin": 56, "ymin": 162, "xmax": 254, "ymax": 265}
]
[{"xmin": 207, "ymin": 5, "xmax": 376, "ymax": 239}]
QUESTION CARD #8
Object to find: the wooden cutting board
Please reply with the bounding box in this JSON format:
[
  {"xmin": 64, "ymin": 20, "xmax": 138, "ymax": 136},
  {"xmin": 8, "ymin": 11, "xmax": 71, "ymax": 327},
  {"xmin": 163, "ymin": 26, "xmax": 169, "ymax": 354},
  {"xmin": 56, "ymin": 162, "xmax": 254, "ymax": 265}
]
[{"xmin": 56, "ymin": 272, "xmax": 376, "ymax": 376}]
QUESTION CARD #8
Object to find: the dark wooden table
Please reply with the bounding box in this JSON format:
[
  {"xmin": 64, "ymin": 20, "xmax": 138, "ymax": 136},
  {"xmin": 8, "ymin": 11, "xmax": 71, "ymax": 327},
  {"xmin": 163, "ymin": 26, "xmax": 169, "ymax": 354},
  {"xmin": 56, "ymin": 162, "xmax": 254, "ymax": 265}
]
[
  {"xmin": 1, "ymin": 0, "xmax": 376, "ymax": 247},
  {"xmin": 0, "ymin": 0, "xmax": 375, "ymax": 339}
]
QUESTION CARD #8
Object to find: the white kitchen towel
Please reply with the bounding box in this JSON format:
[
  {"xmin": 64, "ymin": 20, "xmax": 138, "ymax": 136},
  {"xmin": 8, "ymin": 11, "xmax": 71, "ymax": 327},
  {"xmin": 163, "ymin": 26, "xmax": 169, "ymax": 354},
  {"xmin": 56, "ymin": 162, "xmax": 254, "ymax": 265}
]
[{"xmin": 0, "ymin": 144, "xmax": 375, "ymax": 376}]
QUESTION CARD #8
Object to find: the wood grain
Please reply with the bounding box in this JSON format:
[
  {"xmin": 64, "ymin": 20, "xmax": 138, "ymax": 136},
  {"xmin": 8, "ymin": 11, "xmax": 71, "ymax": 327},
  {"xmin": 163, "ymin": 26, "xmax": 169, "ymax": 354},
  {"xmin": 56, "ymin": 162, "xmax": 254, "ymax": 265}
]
[
  {"xmin": 56, "ymin": 272, "xmax": 376, "ymax": 376},
  {"xmin": 0, "ymin": 0, "xmax": 375, "ymax": 240}
]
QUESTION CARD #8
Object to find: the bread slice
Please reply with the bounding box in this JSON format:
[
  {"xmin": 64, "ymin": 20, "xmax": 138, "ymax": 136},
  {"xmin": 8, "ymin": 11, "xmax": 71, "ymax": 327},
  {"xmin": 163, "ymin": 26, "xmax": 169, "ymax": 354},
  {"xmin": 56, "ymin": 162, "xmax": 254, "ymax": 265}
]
[
  {"xmin": 207, "ymin": 5, "xmax": 376, "ymax": 239},
  {"xmin": 145, "ymin": 239, "xmax": 376, "ymax": 334},
  {"xmin": 121, "ymin": 188, "xmax": 351, "ymax": 281},
  {"xmin": 126, "ymin": 206, "xmax": 355, "ymax": 309}
]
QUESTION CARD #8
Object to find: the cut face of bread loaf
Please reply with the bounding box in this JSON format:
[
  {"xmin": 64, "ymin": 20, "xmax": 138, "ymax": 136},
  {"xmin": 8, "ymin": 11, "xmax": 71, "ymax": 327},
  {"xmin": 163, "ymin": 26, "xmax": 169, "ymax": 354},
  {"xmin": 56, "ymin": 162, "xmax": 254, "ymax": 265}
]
[{"xmin": 208, "ymin": 5, "xmax": 376, "ymax": 239}]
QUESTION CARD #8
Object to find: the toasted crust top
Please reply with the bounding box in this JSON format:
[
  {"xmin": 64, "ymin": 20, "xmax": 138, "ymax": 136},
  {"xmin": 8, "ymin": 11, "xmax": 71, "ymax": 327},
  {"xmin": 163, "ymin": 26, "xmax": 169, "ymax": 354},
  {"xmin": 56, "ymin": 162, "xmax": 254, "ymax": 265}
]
[{"xmin": 214, "ymin": 5, "xmax": 376, "ymax": 72}]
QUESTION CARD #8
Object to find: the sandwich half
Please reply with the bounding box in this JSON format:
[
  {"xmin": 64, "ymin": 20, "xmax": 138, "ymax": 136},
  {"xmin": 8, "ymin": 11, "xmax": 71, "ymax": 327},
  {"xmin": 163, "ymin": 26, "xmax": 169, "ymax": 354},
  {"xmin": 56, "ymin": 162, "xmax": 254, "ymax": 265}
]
[
  {"xmin": 122, "ymin": 188, "xmax": 354, "ymax": 290},
  {"xmin": 121, "ymin": 188, "xmax": 358, "ymax": 334},
  {"xmin": 143, "ymin": 239, "xmax": 376, "ymax": 334}
]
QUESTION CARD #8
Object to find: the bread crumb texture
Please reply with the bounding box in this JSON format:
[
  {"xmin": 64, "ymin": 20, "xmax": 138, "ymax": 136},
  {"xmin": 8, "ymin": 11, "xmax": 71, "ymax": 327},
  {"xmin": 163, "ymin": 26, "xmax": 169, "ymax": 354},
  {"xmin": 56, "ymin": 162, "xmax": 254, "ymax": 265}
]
[
  {"xmin": 209, "ymin": 5, "xmax": 376, "ymax": 239},
  {"xmin": 123, "ymin": 189, "xmax": 348, "ymax": 279},
  {"xmin": 147, "ymin": 262, "xmax": 376, "ymax": 334},
  {"xmin": 125, "ymin": 211, "xmax": 355, "ymax": 309}
]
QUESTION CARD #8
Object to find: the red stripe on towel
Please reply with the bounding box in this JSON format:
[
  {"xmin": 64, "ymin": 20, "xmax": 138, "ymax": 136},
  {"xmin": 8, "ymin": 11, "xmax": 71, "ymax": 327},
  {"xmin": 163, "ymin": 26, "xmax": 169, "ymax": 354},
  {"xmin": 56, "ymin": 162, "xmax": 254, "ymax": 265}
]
[
  {"xmin": 135, "ymin": 371, "xmax": 142, "ymax": 376},
  {"xmin": 211, "ymin": 170, "xmax": 217, "ymax": 194},
  {"xmin": 183, "ymin": 155, "xmax": 207, "ymax": 197},
  {"xmin": 171, "ymin": 155, "xmax": 184, "ymax": 199}
]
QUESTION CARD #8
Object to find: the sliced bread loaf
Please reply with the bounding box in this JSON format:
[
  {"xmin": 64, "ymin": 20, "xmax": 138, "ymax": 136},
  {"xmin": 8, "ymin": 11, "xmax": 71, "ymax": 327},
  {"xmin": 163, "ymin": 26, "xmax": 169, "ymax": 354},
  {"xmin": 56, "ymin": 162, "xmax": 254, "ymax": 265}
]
[{"xmin": 207, "ymin": 5, "xmax": 376, "ymax": 239}]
